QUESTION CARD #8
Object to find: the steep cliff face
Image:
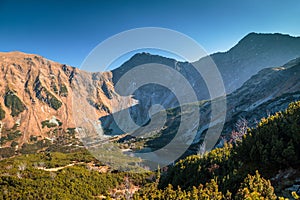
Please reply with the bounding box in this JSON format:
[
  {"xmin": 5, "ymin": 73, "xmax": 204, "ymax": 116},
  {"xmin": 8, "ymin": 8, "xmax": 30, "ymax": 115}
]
[{"xmin": 0, "ymin": 52, "xmax": 120, "ymax": 148}]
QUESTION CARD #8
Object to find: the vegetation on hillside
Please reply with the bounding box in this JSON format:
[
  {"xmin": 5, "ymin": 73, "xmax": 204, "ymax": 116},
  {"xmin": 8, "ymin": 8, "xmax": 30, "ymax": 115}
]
[
  {"xmin": 0, "ymin": 150, "xmax": 153, "ymax": 199},
  {"xmin": 0, "ymin": 100, "xmax": 299, "ymax": 199},
  {"xmin": 0, "ymin": 104, "xmax": 5, "ymax": 120},
  {"xmin": 134, "ymin": 171, "xmax": 281, "ymax": 200},
  {"xmin": 4, "ymin": 90, "xmax": 26, "ymax": 117},
  {"xmin": 135, "ymin": 100, "xmax": 300, "ymax": 199},
  {"xmin": 0, "ymin": 124, "xmax": 22, "ymax": 150},
  {"xmin": 34, "ymin": 77, "xmax": 62, "ymax": 110},
  {"xmin": 41, "ymin": 119, "xmax": 63, "ymax": 129}
]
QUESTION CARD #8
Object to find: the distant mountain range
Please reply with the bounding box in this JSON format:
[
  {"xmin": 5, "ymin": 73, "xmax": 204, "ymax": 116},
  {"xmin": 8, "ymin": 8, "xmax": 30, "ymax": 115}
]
[
  {"xmin": 102, "ymin": 33, "xmax": 300, "ymax": 137},
  {"xmin": 135, "ymin": 57, "xmax": 300, "ymax": 155},
  {"xmin": 0, "ymin": 32, "xmax": 300, "ymax": 158},
  {"xmin": 197, "ymin": 32, "xmax": 300, "ymax": 93}
]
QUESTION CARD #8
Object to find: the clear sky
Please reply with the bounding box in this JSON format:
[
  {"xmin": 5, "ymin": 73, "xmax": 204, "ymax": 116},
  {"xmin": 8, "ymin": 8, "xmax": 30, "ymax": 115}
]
[{"xmin": 1, "ymin": 0, "xmax": 300, "ymax": 69}]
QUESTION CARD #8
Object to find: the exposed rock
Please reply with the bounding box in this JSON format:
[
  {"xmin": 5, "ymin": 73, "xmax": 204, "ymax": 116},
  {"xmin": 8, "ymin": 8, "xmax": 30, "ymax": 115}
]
[
  {"xmin": 112, "ymin": 57, "xmax": 300, "ymax": 154},
  {"xmin": 0, "ymin": 52, "xmax": 123, "ymax": 146},
  {"xmin": 1, "ymin": 32, "xmax": 300, "ymax": 151},
  {"xmin": 270, "ymin": 168, "xmax": 300, "ymax": 198}
]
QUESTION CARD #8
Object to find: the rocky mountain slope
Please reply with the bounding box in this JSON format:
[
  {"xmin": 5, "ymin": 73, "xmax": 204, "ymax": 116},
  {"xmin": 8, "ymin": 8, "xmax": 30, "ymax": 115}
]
[
  {"xmin": 102, "ymin": 33, "xmax": 300, "ymax": 134},
  {"xmin": 223, "ymin": 57, "xmax": 300, "ymax": 135},
  {"xmin": 198, "ymin": 32, "xmax": 300, "ymax": 93},
  {"xmin": 112, "ymin": 33, "xmax": 300, "ymax": 97},
  {"xmin": 117, "ymin": 57, "xmax": 300, "ymax": 155},
  {"xmin": 0, "ymin": 52, "xmax": 124, "ymax": 150},
  {"xmin": 1, "ymin": 32, "xmax": 300, "ymax": 155}
]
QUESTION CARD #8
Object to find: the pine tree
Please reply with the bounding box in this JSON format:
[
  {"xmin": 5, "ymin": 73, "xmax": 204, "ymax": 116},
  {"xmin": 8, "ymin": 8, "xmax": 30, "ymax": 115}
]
[{"xmin": 236, "ymin": 170, "xmax": 277, "ymax": 200}]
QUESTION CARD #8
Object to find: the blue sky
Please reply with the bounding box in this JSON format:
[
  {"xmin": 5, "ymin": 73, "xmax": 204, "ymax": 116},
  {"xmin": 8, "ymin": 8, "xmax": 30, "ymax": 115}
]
[{"xmin": 1, "ymin": 0, "xmax": 300, "ymax": 69}]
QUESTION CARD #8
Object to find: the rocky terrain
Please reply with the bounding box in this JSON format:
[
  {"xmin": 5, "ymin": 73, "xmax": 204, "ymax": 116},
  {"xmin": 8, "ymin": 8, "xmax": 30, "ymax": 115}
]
[
  {"xmin": 223, "ymin": 57, "xmax": 300, "ymax": 134},
  {"xmin": 102, "ymin": 33, "xmax": 300, "ymax": 135},
  {"xmin": 114, "ymin": 57, "xmax": 300, "ymax": 156},
  {"xmin": 1, "ymin": 33, "xmax": 300, "ymax": 199},
  {"xmin": 0, "ymin": 52, "xmax": 124, "ymax": 151},
  {"xmin": 1, "ymin": 32, "xmax": 300, "ymax": 158},
  {"xmin": 198, "ymin": 32, "xmax": 300, "ymax": 93}
]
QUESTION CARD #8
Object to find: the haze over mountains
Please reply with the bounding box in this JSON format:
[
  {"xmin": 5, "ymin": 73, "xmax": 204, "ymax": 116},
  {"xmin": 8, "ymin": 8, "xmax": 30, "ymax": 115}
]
[{"xmin": 0, "ymin": 32, "xmax": 300, "ymax": 156}]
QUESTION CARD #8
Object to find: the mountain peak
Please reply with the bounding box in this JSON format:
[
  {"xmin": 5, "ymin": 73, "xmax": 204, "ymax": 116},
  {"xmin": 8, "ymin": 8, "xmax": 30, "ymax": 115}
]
[
  {"xmin": 241, "ymin": 32, "xmax": 298, "ymax": 40},
  {"xmin": 0, "ymin": 51, "xmax": 39, "ymax": 58},
  {"xmin": 233, "ymin": 32, "xmax": 299, "ymax": 51},
  {"xmin": 111, "ymin": 52, "xmax": 177, "ymax": 83},
  {"xmin": 0, "ymin": 51, "xmax": 53, "ymax": 67},
  {"xmin": 128, "ymin": 52, "xmax": 177, "ymax": 63},
  {"xmin": 223, "ymin": 32, "xmax": 300, "ymax": 59}
]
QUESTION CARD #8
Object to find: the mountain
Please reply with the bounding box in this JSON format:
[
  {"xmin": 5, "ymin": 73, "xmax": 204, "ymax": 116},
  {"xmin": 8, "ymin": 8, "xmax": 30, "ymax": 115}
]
[
  {"xmin": 102, "ymin": 33, "xmax": 300, "ymax": 135},
  {"xmin": 112, "ymin": 33, "xmax": 300, "ymax": 95},
  {"xmin": 200, "ymin": 32, "xmax": 300, "ymax": 93},
  {"xmin": 0, "ymin": 52, "xmax": 128, "ymax": 152},
  {"xmin": 1, "ymin": 32, "xmax": 300, "ymax": 158},
  {"xmin": 0, "ymin": 51, "xmax": 76, "ymax": 146},
  {"xmin": 1, "ymin": 33, "xmax": 300, "ymax": 198},
  {"xmin": 222, "ymin": 57, "xmax": 300, "ymax": 135},
  {"xmin": 117, "ymin": 56, "xmax": 300, "ymax": 156}
]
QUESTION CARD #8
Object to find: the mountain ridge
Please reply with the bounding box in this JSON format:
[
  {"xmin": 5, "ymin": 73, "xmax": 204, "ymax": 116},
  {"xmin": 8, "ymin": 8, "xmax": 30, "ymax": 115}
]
[
  {"xmin": 117, "ymin": 56, "xmax": 300, "ymax": 155},
  {"xmin": 1, "ymin": 32, "xmax": 300, "ymax": 157},
  {"xmin": 101, "ymin": 32, "xmax": 300, "ymax": 135}
]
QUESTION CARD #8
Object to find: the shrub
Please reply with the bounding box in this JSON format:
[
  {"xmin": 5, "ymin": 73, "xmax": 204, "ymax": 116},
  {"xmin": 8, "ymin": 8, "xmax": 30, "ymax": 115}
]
[
  {"xmin": 4, "ymin": 90, "xmax": 26, "ymax": 117},
  {"xmin": 34, "ymin": 78, "xmax": 62, "ymax": 110},
  {"xmin": 59, "ymin": 84, "xmax": 68, "ymax": 97},
  {"xmin": 11, "ymin": 141, "xmax": 19, "ymax": 148},
  {"xmin": 0, "ymin": 147, "xmax": 15, "ymax": 158},
  {"xmin": 0, "ymin": 105, "xmax": 5, "ymax": 120},
  {"xmin": 48, "ymin": 94, "xmax": 62, "ymax": 110},
  {"xmin": 236, "ymin": 170, "xmax": 277, "ymax": 200}
]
